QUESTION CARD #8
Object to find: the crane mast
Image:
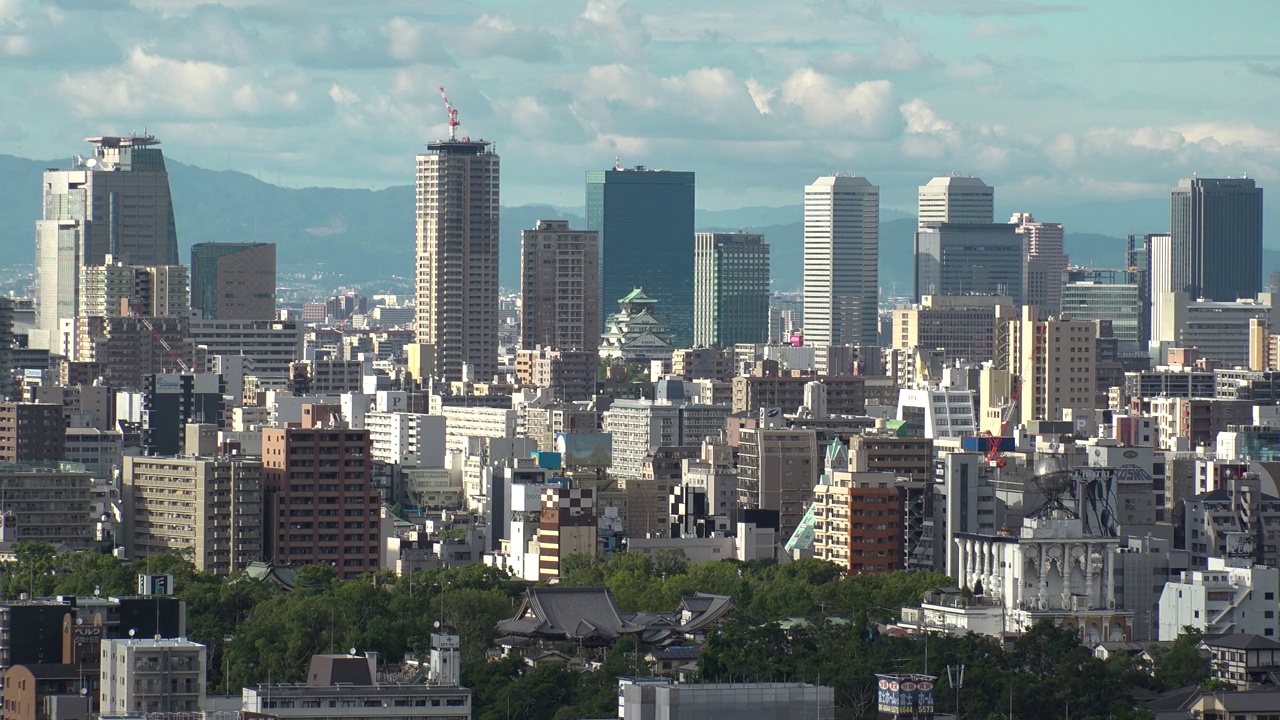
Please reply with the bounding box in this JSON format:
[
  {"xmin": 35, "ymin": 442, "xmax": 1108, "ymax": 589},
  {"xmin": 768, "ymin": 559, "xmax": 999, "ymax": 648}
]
[{"xmin": 438, "ymin": 86, "xmax": 460, "ymax": 141}]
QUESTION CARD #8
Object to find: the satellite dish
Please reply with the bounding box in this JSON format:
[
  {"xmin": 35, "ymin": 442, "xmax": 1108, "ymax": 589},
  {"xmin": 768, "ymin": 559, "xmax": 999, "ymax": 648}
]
[
  {"xmin": 349, "ymin": 647, "xmax": 358, "ymax": 656},
  {"xmin": 84, "ymin": 158, "xmax": 97, "ymax": 168},
  {"xmin": 433, "ymin": 621, "xmax": 441, "ymax": 629}
]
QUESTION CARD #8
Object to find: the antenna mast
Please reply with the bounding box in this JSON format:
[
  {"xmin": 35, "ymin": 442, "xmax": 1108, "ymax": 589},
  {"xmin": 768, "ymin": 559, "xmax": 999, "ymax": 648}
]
[{"xmin": 438, "ymin": 86, "xmax": 460, "ymax": 141}]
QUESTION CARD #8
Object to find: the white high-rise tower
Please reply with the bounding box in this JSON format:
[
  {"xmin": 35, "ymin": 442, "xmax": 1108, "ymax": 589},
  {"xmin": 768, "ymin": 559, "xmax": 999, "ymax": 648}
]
[
  {"xmin": 803, "ymin": 175, "xmax": 880, "ymax": 347},
  {"xmin": 917, "ymin": 175, "xmax": 994, "ymax": 229}
]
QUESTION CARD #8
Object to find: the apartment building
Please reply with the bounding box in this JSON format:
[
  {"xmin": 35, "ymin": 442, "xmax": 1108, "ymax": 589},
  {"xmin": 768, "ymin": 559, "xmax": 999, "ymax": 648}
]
[
  {"xmin": 892, "ymin": 295, "xmax": 1012, "ymax": 364},
  {"xmin": 100, "ymin": 637, "xmax": 206, "ymax": 716},
  {"xmin": 0, "ymin": 403, "xmax": 65, "ymax": 464},
  {"xmin": 810, "ymin": 470, "xmax": 902, "ymax": 573},
  {"xmin": 0, "ymin": 464, "xmax": 93, "ymax": 549}
]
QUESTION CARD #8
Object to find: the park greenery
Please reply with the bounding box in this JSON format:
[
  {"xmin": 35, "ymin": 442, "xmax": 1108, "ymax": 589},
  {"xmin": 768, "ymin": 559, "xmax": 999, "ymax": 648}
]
[{"xmin": 1, "ymin": 542, "xmax": 1211, "ymax": 720}]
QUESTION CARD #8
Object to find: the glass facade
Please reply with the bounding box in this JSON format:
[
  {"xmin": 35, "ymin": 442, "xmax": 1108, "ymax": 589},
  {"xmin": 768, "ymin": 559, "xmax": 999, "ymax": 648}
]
[
  {"xmin": 585, "ymin": 169, "xmax": 695, "ymax": 346},
  {"xmin": 1171, "ymin": 178, "xmax": 1263, "ymax": 302},
  {"xmin": 913, "ymin": 223, "xmax": 1024, "ymax": 304}
]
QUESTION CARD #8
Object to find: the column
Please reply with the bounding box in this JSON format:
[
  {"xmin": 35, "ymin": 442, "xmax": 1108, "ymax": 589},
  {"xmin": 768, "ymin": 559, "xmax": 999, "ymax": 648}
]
[
  {"xmin": 955, "ymin": 537, "xmax": 967, "ymax": 585},
  {"xmin": 1038, "ymin": 544, "xmax": 1049, "ymax": 608},
  {"xmin": 1013, "ymin": 545, "xmax": 1024, "ymax": 606},
  {"xmin": 1060, "ymin": 543, "xmax": 1073, "ymax": 610},
  {"xmin": 1084, "ymin": 543, "xmax": 1095, "ymax": 610},
  {"xmin": 1105, "ymin": 544, "xmax": 1116, "ymax": 608}
]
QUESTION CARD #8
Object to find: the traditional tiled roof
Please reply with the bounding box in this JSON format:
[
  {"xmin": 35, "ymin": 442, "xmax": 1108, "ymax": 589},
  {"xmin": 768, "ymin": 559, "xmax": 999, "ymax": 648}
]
[
  {"xmin": 497, "ymin": 587, "xmax": 644, "ymax": 641},
  {"xmin": 1201, "ymin": 633, "xmax": 1280, "ymax": 651}
]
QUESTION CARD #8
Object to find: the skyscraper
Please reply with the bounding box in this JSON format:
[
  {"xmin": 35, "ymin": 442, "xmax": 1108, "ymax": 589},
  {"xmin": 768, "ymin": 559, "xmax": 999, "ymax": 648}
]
[
  {"xmin": 190, "ymin": 243, "xmax": 277, "ymax": 320},
  {"xmin": 693, "ymin": 232, "xmax": 771, "ymax": 348},
  {"xmin": 585, "ymin": 167, "xmax": 695, "ymax": 346},
  {"xmin": 914, "ymin": 223, "xmax": 1024, "ymax": 304},
  {"xmin": 519, "ymin": 220, "xmax": 599, "ymax": 351},
  {"xmin": 1170, "ymin": 177, "xmax": 1263, "ymax": 301},
  {"xmin": 1011, "ymin": 212, "xmax": 1068, "ymax": 313},
  {"xmin": 35, "ymin": 134, "xmax": 179, "ymax": 343},
  {"xmin": 415, "ymin": 138, "xmax": 500, "ymax": 382},
  {"xmin": 917, "ymin": 175, "xmax": 994, "ymax": 229},
  {"xmin": 803, "ymin": 175, "xmax": 879, "ymax": 347}
]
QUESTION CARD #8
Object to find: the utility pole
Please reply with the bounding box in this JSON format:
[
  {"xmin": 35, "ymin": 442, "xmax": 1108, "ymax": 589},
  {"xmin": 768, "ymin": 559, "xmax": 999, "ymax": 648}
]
[{"xmin": 946, "ymin": 664, "xmax": 964, "ymax": 720}]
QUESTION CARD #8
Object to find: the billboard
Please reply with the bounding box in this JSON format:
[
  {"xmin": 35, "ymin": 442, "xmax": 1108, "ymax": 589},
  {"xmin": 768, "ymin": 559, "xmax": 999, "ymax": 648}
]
[
  {"xmin": 556, "ymin": 433, "xmax": 612, "ymax": 468},
  {"xmin": 876, "ymin": 674, "xmax": 936, "ymax": 715}
]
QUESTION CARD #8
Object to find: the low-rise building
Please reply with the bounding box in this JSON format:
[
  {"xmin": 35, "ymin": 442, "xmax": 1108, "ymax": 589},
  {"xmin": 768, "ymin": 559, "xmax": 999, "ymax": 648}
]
[
  {"xmin": 100, "ymin": 637, "xmax": 206, "ymax": 716},
  {"xmin": 1158, "ymin": 557, "xmax": 1280, "ymax": 640}
]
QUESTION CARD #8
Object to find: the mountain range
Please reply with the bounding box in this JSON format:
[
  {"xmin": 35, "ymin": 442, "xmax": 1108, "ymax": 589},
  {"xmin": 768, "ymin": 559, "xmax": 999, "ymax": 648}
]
[{"xmin": 2, "ymin": 153, "xmax": 1277, "ymax": 296}]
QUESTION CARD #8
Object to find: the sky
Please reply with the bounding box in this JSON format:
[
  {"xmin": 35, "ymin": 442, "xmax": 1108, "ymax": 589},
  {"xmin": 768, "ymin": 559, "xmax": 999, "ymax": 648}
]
[{"xmin": 1, "ymin": 0, "xmax": 1278, "ymax": 212}]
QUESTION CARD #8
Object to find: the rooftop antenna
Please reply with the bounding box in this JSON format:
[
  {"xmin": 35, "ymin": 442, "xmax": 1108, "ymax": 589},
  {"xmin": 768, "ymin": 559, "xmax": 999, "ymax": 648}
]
[{"xmin": 438, "ymin": 86, "xmax": 460, "ymax": 141}]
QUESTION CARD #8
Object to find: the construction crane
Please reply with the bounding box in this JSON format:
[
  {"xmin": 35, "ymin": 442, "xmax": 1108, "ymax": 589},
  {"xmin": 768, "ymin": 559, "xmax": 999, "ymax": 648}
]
[
  {"xmin": 439, "ymin": 86, "xmax": 460, "ymax": 141},
  {"xmin": 983, "ymin": 321, "xmax": 1046, "ymax": 467},
  {"xmin": 129, "ymin": 304, "xmax": 191, "ymax": 373}
]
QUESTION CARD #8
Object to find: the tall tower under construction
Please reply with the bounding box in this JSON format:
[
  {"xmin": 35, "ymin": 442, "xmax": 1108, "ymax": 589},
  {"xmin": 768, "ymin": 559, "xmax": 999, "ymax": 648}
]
[{"xmin": 415, "ymin": 92, "xmax": 500, "ymax": 383}]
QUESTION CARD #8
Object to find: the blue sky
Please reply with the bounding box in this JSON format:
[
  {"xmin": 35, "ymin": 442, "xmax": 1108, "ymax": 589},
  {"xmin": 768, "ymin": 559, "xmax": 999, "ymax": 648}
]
[{"xmin": 1, "ymin": 0, "xmax": 1278, "ymax": 213}]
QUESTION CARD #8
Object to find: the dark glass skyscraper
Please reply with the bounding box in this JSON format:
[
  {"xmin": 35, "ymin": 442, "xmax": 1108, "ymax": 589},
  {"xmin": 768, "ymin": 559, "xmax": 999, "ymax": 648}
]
[
  {"xmin": 585, "ymin": 167, "xmax": 695, "ymax": 347},
  {"xmin": 1170, "ymin": 178, "xmax": 1263, "ymax": 301}
]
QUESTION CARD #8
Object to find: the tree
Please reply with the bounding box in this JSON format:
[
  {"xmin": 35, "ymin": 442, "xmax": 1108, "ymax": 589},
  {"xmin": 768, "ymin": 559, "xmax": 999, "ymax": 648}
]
[{"xmin": 1153, "ymin": 629, "xmax": 1211, "ymax": 690}]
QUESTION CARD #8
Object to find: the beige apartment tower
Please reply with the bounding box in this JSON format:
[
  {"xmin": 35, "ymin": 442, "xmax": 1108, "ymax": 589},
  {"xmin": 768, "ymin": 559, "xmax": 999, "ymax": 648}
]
[
  {"xmin": 1009, "ymin": 306, "xmax": 1097, "ymax": 423},
  {"xmin": 520, "ymin": 220, "xmax": 599, "ymax": 351},
  {"xmin": 122, "ymin": 456, "xmax": 264, "ymax": 575},
  {"xmin": 416, "ymin": 139, "xmax": 500, "ymax": 383},
  {"xmin": 892, "ymin": 294, "xmax": 1014, "ymax": 364}
]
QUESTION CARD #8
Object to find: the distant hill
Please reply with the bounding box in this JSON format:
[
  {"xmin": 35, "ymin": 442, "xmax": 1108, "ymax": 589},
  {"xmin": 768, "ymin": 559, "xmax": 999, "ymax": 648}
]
[{"xmin": 1, "ymin": 153, "xmax": 1276, "ymax": 293}]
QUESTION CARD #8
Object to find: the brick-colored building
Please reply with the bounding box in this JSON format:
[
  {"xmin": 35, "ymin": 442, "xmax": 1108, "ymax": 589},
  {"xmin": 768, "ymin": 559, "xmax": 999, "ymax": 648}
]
[
  {"xmin": 810, "ymin": 470, "xmax": 903, "ymax": 573},
  {"xmin": 262, "ymin": 407, "xmax": 380, "ymax": 580},
  {"xmin": 0, "ymin": 403, "xmax": 65, "ymax": 464}
]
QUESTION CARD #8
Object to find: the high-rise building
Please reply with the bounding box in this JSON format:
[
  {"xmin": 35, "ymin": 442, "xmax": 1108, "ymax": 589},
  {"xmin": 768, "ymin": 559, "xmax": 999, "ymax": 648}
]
[
  {"xmin": 1011, "ymin": 213, "xmax": 1068, "ymax": 313},
  {"xmin": 1061, "ymin": 268, "xmax": 1146, "ymax": 356},
  {"xmin": 693, "ymin": 232, "xmax": 770, "ymax": 348},
  {"xmin": 917, "ymin": 175, "xmax": 994, "ymax": 229},
  {"xmin": 519, "ymin": 220, "xmax": 599, "ymax": 351},
  {"xmin": 803, "ymin": 175, "xmax": 879, "ymax": 347},
  {"xmin": 0, "ymin": 403, "xmax": 65, "ymax": 464},
  {"xmin": 415, "ymin": 138, "xmax": 500, "ymax": 382},
  {"xmin": 35, "ymin": 135, "xmax": 179, "ymax": 343},
  {"xmin": 190, "ymin": 243, "xmax": 277, "ymax": 320},
  {"xmin": 891, "ymin": 294, "xmax": 1013, "ymax": 364},
  {"xmin": 586, "ymin": 167, "xmax": 696, "ymax": 346},
  {"xmin": 1170, "ymin": 178, "xmax": 1264, "ymax": 302},
  {"xmin": 0, "ymin": 464, "xmax": 93, "ymax": 549},
  {"xmin": 262, "ymin": 409, "xmax": 380, "ymax": 579},
  {"xmin": 1009, "ymin": 306, "xmax": 1097, "ymax": 423},
  {"xmin": 79, "ymin": 258, "xmax": 189, "ymax": 318},
  {"xmin": 122, "ymin": 456, "xmax": 263, "ymax": 575},
  {"xmin": 914, "ymin": 223, "xmax": 1024, "ymax": 304}
]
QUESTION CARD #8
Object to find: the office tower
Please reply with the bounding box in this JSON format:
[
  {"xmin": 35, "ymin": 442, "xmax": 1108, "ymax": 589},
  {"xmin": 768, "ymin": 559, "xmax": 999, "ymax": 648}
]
[
  {"xmin": 190, "ymin": 242, "xmax": 277, "ymax": 320},
  {"xmin": 1170, "ymin": 177, "xmax": 1263, "ymax": 301},
  {"xmin": 1061, "ymin": 268, "xmax": 1145, "ymax": 355},
  {"xmin": 914, "ymin": 223, "xmax": 1024, "ymax": 303},
  {"xmin": 34, "ymin": 134, "xmax": 179, "ymax": 343},
  {"xmin": 415, "ymin": 137, "xmax": 500, "ymax": 382},
  {"xmin": 891, "ymin": 294, "xmax": 1013, "ymax": 364},
  {"xmin": 261, "ymin": 409, "xmax": 380, "ymax": 580},
  {"xmin": 693, "ymin": 232, "xmax": 771, "ymax": 348},
  {"xmin": 79, "ymin": 259, "xmax": 189, "ymax": 318},
  {"xmin": 585, "ymin": 167, "xmax": 696, "ymax": 346},
  {"xmin": 917, "ymin": 175, "xmax": 994, "ymax": 229},
  {"xmin": 1011, "ymin": 213, "xmax": 1068, "ymax": 313},
  {"xmin": 519, "ymin": 220, "xmax": 600, "ymax": 351},
  {"xmin": 122, "ymin": 456, "xmax": 263, "ymax": 575},
  {"xmin": 803, "ymin": 175, "xmax": 879, "ymax": 347}
]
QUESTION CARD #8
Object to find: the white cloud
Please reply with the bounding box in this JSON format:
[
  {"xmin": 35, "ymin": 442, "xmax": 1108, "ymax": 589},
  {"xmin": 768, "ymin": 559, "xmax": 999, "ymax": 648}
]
[
  {"xmin": 0, "ymin": 33, "xmax": 31, "ymax": 55},
  {"xmin": 383, "ymin": 17, "xmax": 432, "ymax": 63},
  {"xmin": 777, "ymin": 69, "xmax": 899, "ymax": 138},
  {"xmin": 579, "ymin": 0, "xmax": 649, "ymax": 60},
  {"xmin": 454, "ymin": 15, "xmax": 562, "ymax": 63}
]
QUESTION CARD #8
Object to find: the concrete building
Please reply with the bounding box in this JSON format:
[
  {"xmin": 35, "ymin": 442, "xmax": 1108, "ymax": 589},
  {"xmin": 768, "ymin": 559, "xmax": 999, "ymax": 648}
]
[
  {"xmin": 366, "ymin": 412, "xmax": 446, "ymax": 468},
  {"xmin": 513, "ymin": 348, "xmax": 597, "ymax": 403},
  {"xmin": 63, "ymin": 427, "xmax": 124, "ymax": 478},
  {"xmin": 731, "ymin": 368, "xmax": 895, "ymax": 417},
  {"xmin": 671, "ymin": 347, "xmax": 734, "ymax": 382},
  {"xmin": 0, "ymin": 464, "xmax": 93, "ymax": 549},
  {"xmin": 586, "ymin": 167, "xmax": 696, "ymax": 346},
  {"xmin": 896, "ymin": 387, "xmax": 977, "ymax": 440},
  {"xmin": 100, "ymin": 637, "xmax": 205, "ymax": 716},
  {"xmin": 416, "ymin": 137, "xmax": 500, "ymax": 383},
  {"xmin": 1170, "ymin": 177, "xmax": 1264, "ymax": 302},
  {"xmin": 693, "ymin": 232, "xmax": 770, "ymax": 348},
  {"xmin": 188, "ymin": 317, "xmax": 303, "ymax": 383},
  {"xmin": 1158, "ymin": 556, "xmax": 1280, "ymax": 640},
  {"xmin": 519, "ymin": 220, "xmax": 599, "ymax": 352},
  {"xmin": 737, "ymin": 422, "xmax": 818, "ymax": 539},
  {"xmin": 121, "ymin": 456, "xmax": 264, "ymax": 575},
  {"xmin": 262, "ymin": 412, "xmax": 380, "ymax": 579},
  {"xmin": 1009, "ymin": 307, "xmax": 1097, "ymax": 424},
  {"xmin": 891, "ymin": 294, "xmax": 1013, "ymax": 364},
  {"xmin": 603, "ymin": 400, "xmax": 731, "ymax": 483},
  {"xmin": 537, "ymin": 485, "xmax": 596, "ymax": 582},
  {"xmin": 803, "ymin": 175, "xmax": 879, "ymax": 348},
  {"xmin": 440, "ymin": 405, "xmax": 517, "ymax": 455},
  {"xmin": 74, "ymin": 315, "xmax": 190, "ymax": 389},
  {"xmin": 917, "ymin": 175, "xmax": 994, "ymax": 228},
  {"xmin": 1183, "ymin": 473, "xmax": 1280, "ymax": 570},
  {"xmin": 34, "ymin": 135, "xmax": 179, "ymax": 347},
  {"xmin": 1012, "ymin": 212, "xmax": 1069, "ymax": 314},
  {"xmin": 1151, "ymin": 292, "xmax": 1279, "ymax": 367},
  {"xmin": 914, "ymin": 223, "xmax": 1024, "ymax": 304},
  {"xmin": 189, "ymin": 242, "xmax": 276, "ymax": 320},
  {"xmin": 810, "ymin": 469, "xmax": 903, "ymax": 572},
  {"xmin": 0, "ymin": 403, "xmax": 65, "ymax": 464},
  {"xmin": 617, "ymin": 678, "xmax": 834, "ymax": 720},
  {"xmin": 79, "ymin": 258, "xmax": 189, "ymax": 319}
]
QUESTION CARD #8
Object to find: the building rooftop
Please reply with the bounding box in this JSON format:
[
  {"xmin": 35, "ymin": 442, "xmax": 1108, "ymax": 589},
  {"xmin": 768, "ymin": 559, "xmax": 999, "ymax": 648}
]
[{"xmin": 1201, "ymin": 633, "xmax": 1280, "ymax": 651}]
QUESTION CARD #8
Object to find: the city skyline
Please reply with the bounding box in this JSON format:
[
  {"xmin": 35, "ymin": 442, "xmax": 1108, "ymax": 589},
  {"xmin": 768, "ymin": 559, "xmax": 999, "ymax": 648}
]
[{"xmin": 0, "ymin": 1, "xmax": 1275, "ymax": 214}]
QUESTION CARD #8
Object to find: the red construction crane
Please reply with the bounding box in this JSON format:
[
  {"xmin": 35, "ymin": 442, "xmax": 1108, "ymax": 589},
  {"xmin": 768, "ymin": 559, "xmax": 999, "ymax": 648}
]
[
  {"xmin": 984, "ymin": 322, "xmax": 1047, "ymax": 467},
  {"xmin": 129, "ymin": 304, "xmax": 192, "ymax": 373},
  {"xmin": 439, "ymin": 86, "xmax": 460, "ymax": 141}
]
